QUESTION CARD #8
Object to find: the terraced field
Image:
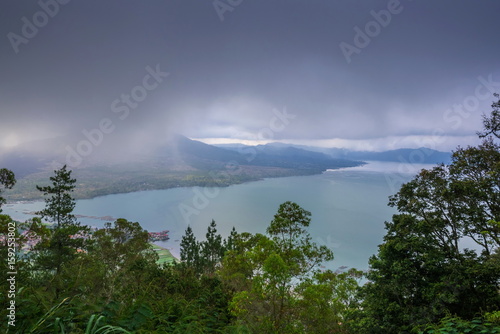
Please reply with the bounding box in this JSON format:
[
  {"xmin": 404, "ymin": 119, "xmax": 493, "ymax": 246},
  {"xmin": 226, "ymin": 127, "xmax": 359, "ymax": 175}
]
[{"xmin": 151, "ymin": 243, "xmax": 177, "ymax": 265}]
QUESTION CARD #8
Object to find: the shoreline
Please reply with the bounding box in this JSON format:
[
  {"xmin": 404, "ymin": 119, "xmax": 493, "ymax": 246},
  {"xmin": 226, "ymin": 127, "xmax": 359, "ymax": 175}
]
[{"xmin": 6, "ymin": 164, "xmax": 364, "ymax": 204}]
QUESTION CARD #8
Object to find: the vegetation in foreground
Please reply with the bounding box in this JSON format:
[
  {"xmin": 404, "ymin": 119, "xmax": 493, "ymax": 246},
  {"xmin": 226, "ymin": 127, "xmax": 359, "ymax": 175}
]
[{"xmin": 0, "ymin": 95, "xmax": 499, "ymax": 333}]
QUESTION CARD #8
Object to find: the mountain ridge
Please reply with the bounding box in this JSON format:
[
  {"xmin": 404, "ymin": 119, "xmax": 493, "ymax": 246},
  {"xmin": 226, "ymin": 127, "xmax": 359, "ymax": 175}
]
[
  {"xmin": 216, "ymin": 142, "xmax": 452, "ymax": 165},
  {"xmin": 1, "ymin": 135, "xmax": 363, "ymax": 201}
]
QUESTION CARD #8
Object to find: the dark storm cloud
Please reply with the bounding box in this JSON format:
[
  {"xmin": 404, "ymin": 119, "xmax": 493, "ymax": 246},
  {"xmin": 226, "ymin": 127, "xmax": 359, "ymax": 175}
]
[{"xmin": 1, "ymin": 0, "xmax": 499, "ymax": 154}]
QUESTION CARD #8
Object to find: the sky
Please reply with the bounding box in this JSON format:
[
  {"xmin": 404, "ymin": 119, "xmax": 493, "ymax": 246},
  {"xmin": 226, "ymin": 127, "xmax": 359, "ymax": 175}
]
[{"xmin": 1, "ymin": 0, "xmax": 499, "ymax": 157}]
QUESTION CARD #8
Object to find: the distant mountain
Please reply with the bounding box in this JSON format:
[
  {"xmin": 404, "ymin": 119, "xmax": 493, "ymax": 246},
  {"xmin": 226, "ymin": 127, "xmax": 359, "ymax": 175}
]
[
  {"xmin": 163, "ymin": 135, "xmax": 247, "ymax": 169},
  {"xmin": 2, "ymin": 135, "xmax": 451, "ymax": 183},
  {"xmin": 2, "ymin": 135, "xmax": 453, "ymax": 201},
  {"xmin": 2, "ymin": 135, "xmax": 363, "ymax": 201},
  {"xmin": 158, "ymin": 135, "xmax": 362, "ymax": 171},
  {"xmin": 323, "ymin": 147, "xmax": 451, "ymax": 165},
  {"xmin": 246, "ymin": 144, "xmax": 363, "ymax": 170},
  {"xmin": 219, "ymin": 143, "xmax": 452, "ymax": 165}
]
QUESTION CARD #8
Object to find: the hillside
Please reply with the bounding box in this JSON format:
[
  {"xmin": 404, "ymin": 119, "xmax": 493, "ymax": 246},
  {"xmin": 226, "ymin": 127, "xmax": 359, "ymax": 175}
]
[
  {"xmin": 1, "ymin": 135, "xmax": 362, "ymax": 201},
  {"xmin": 219, "ymin": 143, "xmax": 452, "ymax": 165}
]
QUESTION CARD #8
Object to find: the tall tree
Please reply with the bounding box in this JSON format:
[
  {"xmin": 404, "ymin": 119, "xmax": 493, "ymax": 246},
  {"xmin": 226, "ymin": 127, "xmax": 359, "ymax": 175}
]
[
  {"xmin": 180, "ymin": 225, "xmax": 200, "ymax": 272},
  {"xmin": 180, "ymin": 221, "xmax": 231, "ymax": 276},
  {"xmin": 0, "ymin": 168, "xmax": 15, "ymax": 212},
  {"xmin": 33, "ymin": 165, "xmax": 89, "ymax": 279},
  {"xmin": 37, "ymin": 165, "xmax": 77, "ymax": 228},
  {"xmin": 227, "ymin": 201, "xmax": 336, "ymax": 333},
  {"xmin": 200, "ymin": 219, "xmax": 225, "ymax": 275},
  {"xmin": 267, "ymin": 201, "xmax": 333, "ymax": 277},
  {"xmin": 224, "ymin": 226, "xmax": 238, "ymax": 252}
]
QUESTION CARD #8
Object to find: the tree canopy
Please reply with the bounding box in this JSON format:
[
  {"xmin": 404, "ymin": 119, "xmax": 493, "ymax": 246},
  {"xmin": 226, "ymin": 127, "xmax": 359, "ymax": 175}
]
[
  {"xmin": 351, "ymin": 94, "xmax": 500, "ymax": 333},
  {"xmin": 0, "ymin": 168, "xmax": 15, "ymax": 212}
]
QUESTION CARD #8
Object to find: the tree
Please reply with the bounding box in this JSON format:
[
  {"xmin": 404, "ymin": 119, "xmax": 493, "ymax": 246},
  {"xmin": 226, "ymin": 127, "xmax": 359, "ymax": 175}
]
[
  {"xmin": 296, "ymin": 268, "xmax": 363, "ymax": 334},
  {"xmin": 227, "ymin": 202, "xmax": 338, "ymax": 333},
  {"xmin": 448, "ymin": 138, "xmax": 500, "ymax": 253},
  {"xmin": 180, "ymin": 220, "xmax": 231, "ymax": 276},
  {"xmin": 37, "ymin": 165, "xmax": 77, "ymax": 228},
  {"xmin": 0, "ymin": 168, "xmax": 15, "ymax": 212},
  {"xmin": 33, "ymin": 165, "xmax": 89, "ymax": 285},
  {"xmin": 267, "ymin": 201, "xmax": 333, "ymax": 277},
  {"xmin": 354, "ymin": 95, "xmax": 500, "ymax": 333},
  {"xmin": 479, "ymin": 93, "xmax": 500, "ymax": 139},
  {"xmin": 219, "ymin": 232, "xmax": 267, "ymax": 294},
  {"xmin": 180, "ymin": 225, "xmax": 201, "ymax": 273},
  {"xmin": 355, "ymin": 160, "xmax": 500, "ymax": 332},
  {"xmin": 84, "ymin": 219, "xmax": 158, "ymax": 303},
  {"xmin": 200, "ymin": 219, "xmax": 225, "ymax": 275},
  {"xmin": 224, "ymin": 226, "xmax": 238, "ymax": 252}
]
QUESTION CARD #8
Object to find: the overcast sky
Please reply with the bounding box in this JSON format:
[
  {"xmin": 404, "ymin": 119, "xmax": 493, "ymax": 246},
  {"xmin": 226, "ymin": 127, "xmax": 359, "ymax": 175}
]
[{"xmin": 1, "ymin": 0, "xmax": 499, "ymax": 155}]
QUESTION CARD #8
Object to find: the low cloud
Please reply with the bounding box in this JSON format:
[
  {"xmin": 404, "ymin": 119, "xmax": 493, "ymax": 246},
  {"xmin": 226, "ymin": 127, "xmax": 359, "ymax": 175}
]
[{"xmin": 1, "ymin": 1, "xmax": 499, "ymax": 160}]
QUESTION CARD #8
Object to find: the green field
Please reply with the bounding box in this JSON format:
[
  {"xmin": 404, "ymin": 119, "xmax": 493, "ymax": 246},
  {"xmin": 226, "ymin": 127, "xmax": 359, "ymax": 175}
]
[{"xmin": 150, "ymin": 243, "xmax": 178, "ymax": 265}]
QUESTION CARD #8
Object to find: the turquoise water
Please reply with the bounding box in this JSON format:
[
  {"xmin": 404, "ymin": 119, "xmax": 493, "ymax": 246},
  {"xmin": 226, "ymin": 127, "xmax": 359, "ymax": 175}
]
[{"xmin": 3, "ymin": 161, "xmax": 431, "ymax": 271}]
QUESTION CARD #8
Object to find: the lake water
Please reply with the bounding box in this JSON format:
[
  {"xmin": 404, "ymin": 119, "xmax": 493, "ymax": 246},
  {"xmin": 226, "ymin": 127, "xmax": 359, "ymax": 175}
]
[{"xmin": 3, "ymin": 161, "xmax": 433, "ymax": 271}]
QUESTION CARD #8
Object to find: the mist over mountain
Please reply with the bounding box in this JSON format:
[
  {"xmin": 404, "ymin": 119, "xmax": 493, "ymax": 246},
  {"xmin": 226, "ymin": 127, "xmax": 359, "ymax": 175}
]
[
  {"xmin": 326, "ymin": 147, "xmax": 452, "ymax": 165},
  {"xmin": 217, "ymin": 142, "xmax": 452, "ymax": 165},
  {"xmin": 1, "ymin": 135, "xmax": 364, "ymax": 201},
  {"xmin": 1, "ymin": 133, "xmax": 452, "ymax": 186}
]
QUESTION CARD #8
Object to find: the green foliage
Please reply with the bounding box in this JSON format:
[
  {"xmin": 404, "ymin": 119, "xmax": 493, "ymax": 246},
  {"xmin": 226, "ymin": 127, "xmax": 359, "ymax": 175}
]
[
  {"xmin": 479, "ymin": 93, "xmax": 500, "ymax": 139},
  {"xmin": 180, "ymin": 220, "xmax": 234, "ymax": 276},
  {"xmin": 418, "ymin": 316, "xmax": 500, "ymax": 334},
  {"xmin": 28, "ymin": 301, "xmax": 132, "ymax": 334},
  {"xmin": 486, "ymin": 311, "xmax": 500, "ymax": 324},
  {"xmin": 224, "ymin": 202, "xmax": 352, "ymax": 333},
  {"xmin": 219, "ymin": 232, "xmax": 267, "ymax": 294},
  {"xmin": 82, "ymin": 219, "xmax": 158, "ymax": 304},
  {"xmin": 353, "ymin": 95, "xmax": 500, "ymax": 333},
  {"xmin": 9, "ymin": 168, "xmax": 360, "ymax": 333},
  {"xmin": 0, "ymin": 168, "xmax": 15, "ymax": 211},
  {"xmin": 267, "ymin": 201, "xmax": 334, "ymax": 277},
  {"xmin": 28, "ymin": 297, "xmax": 71, "ymax": 333},
  {"xmin": 296, "ymin": 269, "xmax": 363, "ymax": 334},
  {"xmin": 0, "ymin": 215, "xmax": 37, "ymax": 331},
  {"xmin": 224, "ymin": 226, "xmax": 238, "ymax": 252},
  {"xmin": 177, "ymin": 203, "xmax": 359, "ymax": 333},
  {"xmin": 201, "ymin": 220, "xmax": 226, "ymax": 275},
  {"xmin": 83, "ymin": 314, "xmax": 132, "ymax": 334},
  {"xmin": 36, "ymin": 165, "xmax": 77, "ymax": 227},
  {"xmin": 180, "ymin": 225, "xmax": 201, "ymax": 271},
  {"xmin": 33, "ymin": 165, "xmax": 90, "ymax": 281}
]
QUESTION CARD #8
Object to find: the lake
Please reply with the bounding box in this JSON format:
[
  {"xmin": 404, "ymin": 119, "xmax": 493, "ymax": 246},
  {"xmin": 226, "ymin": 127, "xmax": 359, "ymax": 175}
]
[{"xmin": 3, "ymin": 161, "xmax": 433, "ymax": 271}]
